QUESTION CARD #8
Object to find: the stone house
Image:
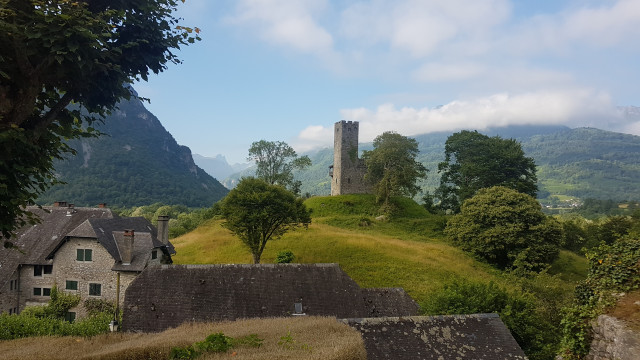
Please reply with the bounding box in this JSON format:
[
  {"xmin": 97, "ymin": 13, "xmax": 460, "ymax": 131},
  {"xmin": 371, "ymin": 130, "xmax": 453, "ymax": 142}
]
[{"xmin": 0, "ymin": 203, "xmax": 174, "ymax": 320}]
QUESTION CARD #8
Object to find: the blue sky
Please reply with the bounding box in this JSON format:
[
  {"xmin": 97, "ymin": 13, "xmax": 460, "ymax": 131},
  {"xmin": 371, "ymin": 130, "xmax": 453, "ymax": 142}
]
[{"xmin": 135, "ymin": 0, "xmax": 640, "ymax": 164}]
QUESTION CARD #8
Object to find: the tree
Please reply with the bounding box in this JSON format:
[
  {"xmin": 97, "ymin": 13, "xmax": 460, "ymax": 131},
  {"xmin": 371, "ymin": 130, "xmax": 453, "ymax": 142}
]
[
  {"xmin": 445, "ymin": 186, "xmax": 562, "ymax": 271},
  {"xmin": 247, "ymin": 140, "xmax": 311, "ymax": 194},
  {"xmin": 361, "ymin": 132, "xmax": 427, "ymax": 204},
  {"xmin": 436, "ymin": 130, "xmax": 537, "ymax": 213},
  {"xmin": 0, "ymin": 0, "xmax": 200, "ymax": 240},
  {"xmin": 220, "ymin": 178, "xmax": 311, "ymax": 264}
]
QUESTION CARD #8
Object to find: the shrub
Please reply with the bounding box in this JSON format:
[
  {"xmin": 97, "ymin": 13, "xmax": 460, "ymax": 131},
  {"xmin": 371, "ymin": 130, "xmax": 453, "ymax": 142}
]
[
  {"xmin": 559, "ymin": 237, "xmax": 640, "ymax": 359},
  {"xmin": 422, "ymin": 279, "xmax": 557, "ymax": 360},
  {"xmin": 276, "ymin": 250, "xmax": 295, "ymax": 264},
  {"xmin": 445, "ymin": 186, "xmax": 562, "ymax": 271}
]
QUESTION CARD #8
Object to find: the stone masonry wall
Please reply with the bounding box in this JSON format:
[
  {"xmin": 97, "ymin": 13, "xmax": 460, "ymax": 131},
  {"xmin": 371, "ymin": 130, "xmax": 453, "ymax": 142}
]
[
  {"xmin": 587, "ymin": 315, "xmax": 640, "ymax": 360},
  {"xmin": 52, "ymin": 237, "xmax": 135, "ymax": 317},
  {"xmin": 0, "ymin": 272, "xmax": 20, "ymax": 314},
  {"xmin": 331, "ymin": 121, "xmax": 370, "ymax": 196}
]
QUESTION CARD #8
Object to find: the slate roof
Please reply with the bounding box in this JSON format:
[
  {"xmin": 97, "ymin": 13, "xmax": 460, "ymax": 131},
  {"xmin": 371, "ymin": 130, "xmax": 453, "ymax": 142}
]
[
  {"xmin": 48, "ymin": 217, "xmax": 176, "ymax": 264},
  {"xmin": 0, "ymin": 206, "xmax": 113, "ymax": 288},
  {"xmin": 122, "ymin": 264, "xmax": 420, "ymax": 332},
  {"xmin": 344, "ymin": 314, "xmax": 527, "ymax": 359},
  {"xmin": 0, "ymin": 206, "xmax": 175, "ymax": 288}
]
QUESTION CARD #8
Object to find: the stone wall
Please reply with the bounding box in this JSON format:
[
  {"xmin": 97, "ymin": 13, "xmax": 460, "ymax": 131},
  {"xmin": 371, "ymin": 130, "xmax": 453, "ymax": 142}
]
[
  {"xmin": 331, "ymin": 121, "xmax": 371, "ymax": 196},
  {"xmin": 0, "ymin": 271, "xmax": 20, "ymax": 314},
  {"xmin": 50, "ymin": 237, "xmax": 138, "ymax": 317},
  {"xmin": 122, "ymin": 264, "xmax": 420, "ymax": 332},
  {"xmin": 587, "ymin": 315, "xmax": 640, "ymax": 360}
]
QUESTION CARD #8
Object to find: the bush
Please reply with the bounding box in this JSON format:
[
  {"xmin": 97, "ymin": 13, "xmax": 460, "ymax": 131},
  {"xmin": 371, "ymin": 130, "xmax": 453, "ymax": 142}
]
[
  {"xmin": 169, "ymin": 332, "xmax": 263, "ymax": 359},
  {"xmin": 422, "ymin": 279, "xmax": 558, "ymax": 360},
  {"xmin": 560, "ymin": 237, "xmax": 640, "ymax": 359},
  {"xmin": 445, "ymin": 186, "xmax": 562, "ymax": 271},
  {"xmin": 275, "ymin": 250, "xmax": 295, "ymax": 264}
]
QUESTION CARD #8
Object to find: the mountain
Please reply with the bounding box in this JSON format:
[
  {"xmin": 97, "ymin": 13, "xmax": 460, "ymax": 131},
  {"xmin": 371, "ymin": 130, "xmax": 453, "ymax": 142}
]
[
  {"xmin": 288, "ymin": 125, "xmax": 640, "ymax": 201},
  {"xmin": 37, "ymin": 96, "xmax": 229, "ymax": 208},
  {"xmin": 192, "ymin": 154, "xmax": 252, "ymax": 184}
]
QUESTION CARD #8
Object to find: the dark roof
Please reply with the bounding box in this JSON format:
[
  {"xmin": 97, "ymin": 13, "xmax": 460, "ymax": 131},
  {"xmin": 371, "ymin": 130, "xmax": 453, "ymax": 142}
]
[
  {"xmin": 122, "ymin": 264, "xmax": 420, "ymax": 332},
  {"xmin": 46, "ymin": 216, "xmax": 175, "ymax": 271},
  {"xmin": 0, "ymin": 206, "xmax": 113, "ymax": 287},
  {"xmin": 344, "ymin": 314, "xmax": 527, "ymax": 359}
]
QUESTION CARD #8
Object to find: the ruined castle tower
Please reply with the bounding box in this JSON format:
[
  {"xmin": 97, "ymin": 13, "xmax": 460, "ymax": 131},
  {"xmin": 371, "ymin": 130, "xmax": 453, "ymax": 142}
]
[{"xmin": 330, "ymin": 120, "xmax": 370, "ymax": 195}]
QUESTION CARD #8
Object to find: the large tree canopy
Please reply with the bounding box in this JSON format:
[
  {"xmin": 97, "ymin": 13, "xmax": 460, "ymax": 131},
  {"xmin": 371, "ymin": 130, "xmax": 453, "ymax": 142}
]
[
  {"xmin": 0, "ymin": 0, "xmax": 199, "ymax": 239},
  {"xmin": 220, "ymin": 177, "xmax": 311, "ymax": 264},
  {"xmin": 248, "ymin": 140, "xmax": 311, "ymax": 194},
  {"xmin": 436, "ymin": 130, "xmax": 537, "ymax": 213},
  {"xmin": 362, "ymin": 131, "xmax": 427, "ymax": 204},
  {"xmin": 445, "ymin": 186, "xmax": 562, "ymax": 272}
]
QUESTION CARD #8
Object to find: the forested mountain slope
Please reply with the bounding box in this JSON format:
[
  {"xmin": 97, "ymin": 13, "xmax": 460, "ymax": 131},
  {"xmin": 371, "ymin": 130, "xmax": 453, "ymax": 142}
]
[
  {"xmin": 38, "ymin": 96, "xmax": 229, "ymax": 207},
  {"xmin": 285, "ymin": 125, "xmax": 640, "ymax": 201}
]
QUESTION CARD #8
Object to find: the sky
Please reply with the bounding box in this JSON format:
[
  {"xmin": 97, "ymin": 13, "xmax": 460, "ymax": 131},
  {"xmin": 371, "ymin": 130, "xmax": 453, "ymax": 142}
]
[{"xmin": 135, "ymin": 0, "xmax": 640, "ymax": 164}]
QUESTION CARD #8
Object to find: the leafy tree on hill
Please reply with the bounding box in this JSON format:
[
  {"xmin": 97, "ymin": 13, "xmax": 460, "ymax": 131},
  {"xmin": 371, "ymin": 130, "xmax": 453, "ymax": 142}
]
[
  {"xmin": 248, "ymin": 140, "xmax": 311, "ymax": 195},
  {"xmin": 445, "ymin": 186, "xmax": 562, "ymax": 272},
  {"xmin": 362, "ymin": 132, "xmax": 427, "ymax": 205},
  {"xmin": 436, "ymin": 130, "xmax": 537, "ymax": 213},
  {"xmin": 0, "ymin": 0, "xmax": 199, "ymax": 240},
  {"xmin": 220, "ymin": 178, "xmax": 311, "ymax": 264}
]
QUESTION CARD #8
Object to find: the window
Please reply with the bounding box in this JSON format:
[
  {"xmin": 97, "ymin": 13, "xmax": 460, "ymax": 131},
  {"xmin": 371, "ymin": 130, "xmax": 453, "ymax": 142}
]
[
  {"xmin": 65, "ymin": 280, "xmax": 78, "ymax": 291},
  {"xmin": 151, "ymin": 250, "xmax": 158, "ymax": 260},
  {"xmin": 64, "ymin": 312, "xmax": 76, "ymax": 323},
  {"xmin": 44, "ymin": 265, "xmax": 53, "ymax": 274},
  {"xmin": 34, "ymin": 265, "xmax": 42, "ymax": 277},
  {"xmin": 76, "ymin": 249, "xmax": 93, "ymax": 262},
  {"xmin": 9, "ymin": 280, "xmax": 15, "ymax": 290},
  {"xmin": 33, "ymin": 287, "xmax": 51, "ymax": 297},
  {"xmin": 89, "ymin": 283, "xmax": 101, "ymax": 296}
]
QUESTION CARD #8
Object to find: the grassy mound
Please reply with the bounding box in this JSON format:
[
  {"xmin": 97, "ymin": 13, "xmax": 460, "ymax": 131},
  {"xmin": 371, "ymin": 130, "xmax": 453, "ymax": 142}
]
[{"xmin": 172, "ymin": 194, "xmax": 586, "ymax": 307}]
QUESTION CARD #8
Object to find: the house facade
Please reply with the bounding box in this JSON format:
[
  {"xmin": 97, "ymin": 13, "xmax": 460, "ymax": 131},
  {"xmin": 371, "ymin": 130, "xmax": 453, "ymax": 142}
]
[{"xmin": 0, "ymin": 203, "xmax": 174, "ymax": 319}]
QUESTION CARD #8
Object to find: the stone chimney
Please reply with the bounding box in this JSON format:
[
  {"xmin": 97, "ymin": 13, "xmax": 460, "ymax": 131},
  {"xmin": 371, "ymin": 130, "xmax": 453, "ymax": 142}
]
[
  {"xmin": 121, "ymin": 229, "xmax": 135, "ymax": 265},
  {"xmin": 98, "ymin": 203, "xmax": 107, "ymax": 208},
  {"xmin": 156, "ymin": 216, "xmax": 169, "ymax": 245},
  {"xmin": 54, "ymin": 201, "xmax": 67, "ymax": 207}
]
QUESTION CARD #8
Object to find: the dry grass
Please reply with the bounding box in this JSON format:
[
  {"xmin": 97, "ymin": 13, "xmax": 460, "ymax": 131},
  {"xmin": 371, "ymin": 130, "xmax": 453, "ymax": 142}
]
[
  {"xmin": 608, "ymin": 289, "xmax": 640, "ymax": 331},
  {"xmin": 0, "ymin": 316, "xmax": 366, "ymax": 360}
]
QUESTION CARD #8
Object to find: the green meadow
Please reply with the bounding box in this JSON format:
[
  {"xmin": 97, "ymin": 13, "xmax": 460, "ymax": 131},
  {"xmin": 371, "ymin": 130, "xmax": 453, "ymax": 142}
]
[{"xmin": 171, "ymin": 194, "xmax": 587, "ymax": 307}]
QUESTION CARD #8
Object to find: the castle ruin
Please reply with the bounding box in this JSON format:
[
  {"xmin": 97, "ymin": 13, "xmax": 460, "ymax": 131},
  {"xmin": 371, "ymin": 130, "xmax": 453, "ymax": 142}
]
[{"xmin": 330, "ymin": 120, "xmax": 370, "ymax": 195}]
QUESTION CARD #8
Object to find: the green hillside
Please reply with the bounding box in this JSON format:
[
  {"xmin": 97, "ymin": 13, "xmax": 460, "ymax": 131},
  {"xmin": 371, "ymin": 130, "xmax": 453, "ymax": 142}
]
[
  {"xmin": 37, "ymin": 96, "xmax": 229, "ymax": 207},
  {"xmin": 281, "ymin": 126, "xmax": 640, "ymax": 202},
  {"xmin": 171, "ymin": 194, "xmax": 586, "ymax": 305}
]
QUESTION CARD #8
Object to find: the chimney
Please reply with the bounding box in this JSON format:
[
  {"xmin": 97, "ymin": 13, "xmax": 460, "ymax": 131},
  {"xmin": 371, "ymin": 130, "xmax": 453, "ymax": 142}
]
[
  {"xmin": 121, "ymin": 230, "xmax": 134, "ymax": 265},
  {"xmin": 98, "ymin": 203, "xmax": 107, "ymax": 208},
  {"xmin": 156, "ymin": 216, "xmax": 169, "ymax": 245},
  {"xmin": 54, "ymin": 201, "xmax": 67, "ymax": 207}
]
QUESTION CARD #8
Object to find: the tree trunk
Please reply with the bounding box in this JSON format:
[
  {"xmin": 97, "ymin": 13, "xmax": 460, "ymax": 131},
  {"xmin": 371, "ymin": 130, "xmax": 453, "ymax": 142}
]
[{"xmin": 252, "ymin": 252, "xmax": 261, "ymax": 264}]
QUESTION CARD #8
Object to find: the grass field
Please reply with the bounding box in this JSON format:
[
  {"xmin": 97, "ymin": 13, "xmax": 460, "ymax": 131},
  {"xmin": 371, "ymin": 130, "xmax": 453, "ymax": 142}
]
[
  {"xmin": 0, "ymin": 316, "xmax": 365, "ymax": 360},
  {"xmin": 171, "ymin": 194, "xmax": 588, "ymax": 306}
]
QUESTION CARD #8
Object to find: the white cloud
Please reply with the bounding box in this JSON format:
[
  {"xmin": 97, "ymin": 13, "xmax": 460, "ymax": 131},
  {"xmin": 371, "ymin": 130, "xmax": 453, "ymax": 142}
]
[
  {"xmin": 293, "ymin": 89, "xmax": 622, "ymax": 148},
  {"xmin": 291, "ymin": 125, "xmax": 334, "ymax": 153},
  {"xmin": 504, "ymin": 0, "xmax": 640, "ymax": 54},
  {"xmin": 340, "ymin": 0, "xmax": 510, "ymax": 57},
  {"xmin": 226, "ymin": 0, "xmax": 334, "ymax": 55},
  {"xmin": 413, "ymin": 62, "xmax": 485, "ymax": 82}
]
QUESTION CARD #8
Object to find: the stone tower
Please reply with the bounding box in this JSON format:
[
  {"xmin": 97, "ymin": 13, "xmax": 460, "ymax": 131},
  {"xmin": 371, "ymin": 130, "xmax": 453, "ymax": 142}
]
[{"xmin": 330, "ymin": 120, "xmax": 370, "ymax": 195}]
